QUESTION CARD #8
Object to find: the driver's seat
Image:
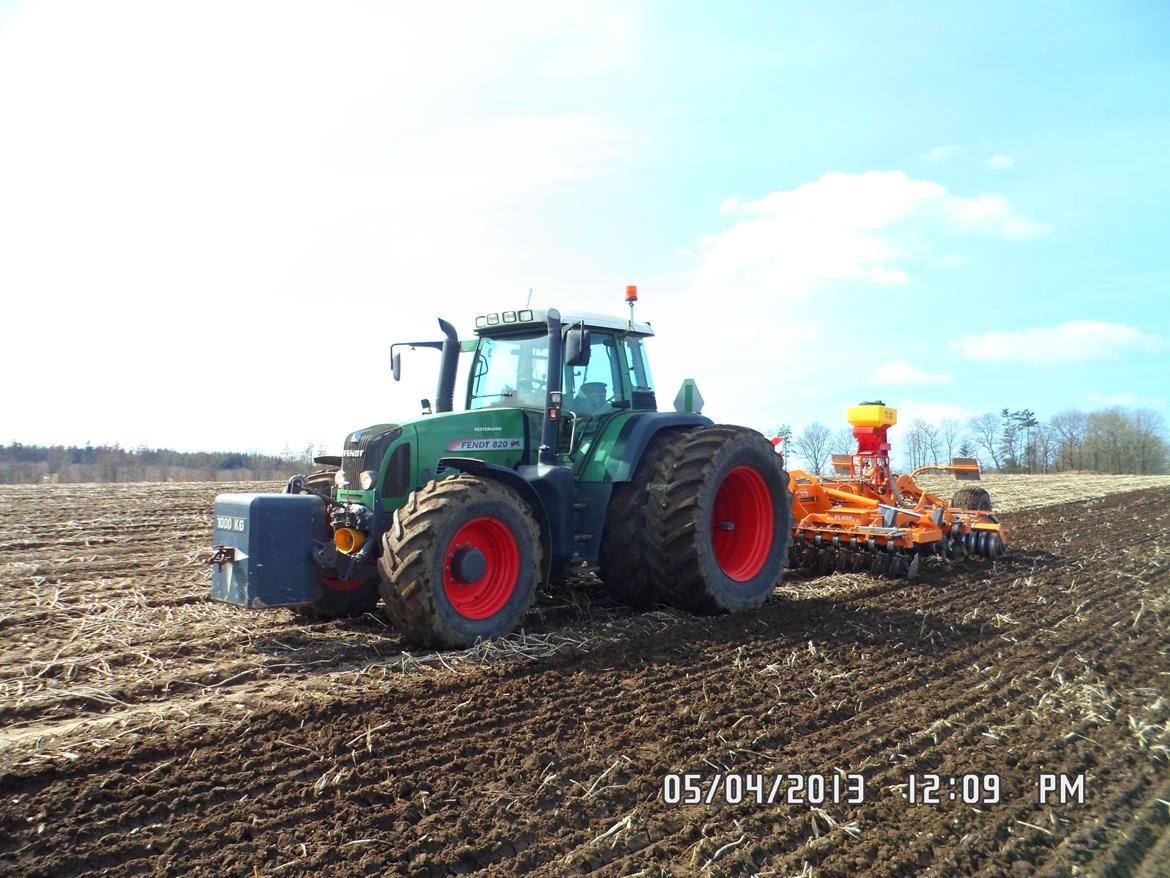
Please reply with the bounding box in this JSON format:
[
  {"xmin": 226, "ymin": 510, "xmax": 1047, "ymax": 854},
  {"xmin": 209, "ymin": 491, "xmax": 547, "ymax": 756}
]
[{"xmin": 570, "ymin": 381, "xmax": 609, "ymax": 416}]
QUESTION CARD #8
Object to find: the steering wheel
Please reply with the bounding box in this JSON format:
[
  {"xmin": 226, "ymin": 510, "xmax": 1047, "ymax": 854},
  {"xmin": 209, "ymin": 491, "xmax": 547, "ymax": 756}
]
[{"xmin": 518, "ymin": 378, "xmax": 547, "ymax": 395}]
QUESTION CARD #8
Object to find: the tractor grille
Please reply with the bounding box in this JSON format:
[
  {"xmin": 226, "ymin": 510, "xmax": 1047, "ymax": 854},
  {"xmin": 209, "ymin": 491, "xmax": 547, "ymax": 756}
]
[{"xmin": 341, "ymin": 425, "xmax": 402, "ymax": 488}]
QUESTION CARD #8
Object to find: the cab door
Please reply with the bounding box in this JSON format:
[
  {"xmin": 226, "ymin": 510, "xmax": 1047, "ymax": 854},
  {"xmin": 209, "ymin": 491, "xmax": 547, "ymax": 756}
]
[{"xmin": 563, "ymin": 331, "xmax": 627, "ymax": 461}]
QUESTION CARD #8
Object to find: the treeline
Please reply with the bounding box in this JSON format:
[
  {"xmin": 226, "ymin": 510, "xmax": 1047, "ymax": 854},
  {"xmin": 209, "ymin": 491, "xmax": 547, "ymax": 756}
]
[
  {"xmin": 0, "ymin": 443, "xmax": 318, "ymax": 485},
  {"xmin": 779, "ymin": 406, "xmax": 1169, "ymax": 475},
  {"xmin": 961, "ymin": 407, "xmax": 1169, "ymax": 474}
]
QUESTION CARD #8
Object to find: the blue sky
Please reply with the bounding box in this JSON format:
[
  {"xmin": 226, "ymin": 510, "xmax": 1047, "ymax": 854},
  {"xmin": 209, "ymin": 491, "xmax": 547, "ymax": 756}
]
[{"xmin": 0, "ymin": 1, "xmax": 1166, "ymax": 457}]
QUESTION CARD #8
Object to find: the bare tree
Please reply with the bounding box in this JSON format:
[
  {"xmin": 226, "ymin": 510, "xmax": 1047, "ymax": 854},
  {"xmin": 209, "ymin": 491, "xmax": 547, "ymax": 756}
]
[
  {"xmin": 939, "ymin": 418, "xmax": 962, "ymax": 461},
  {"xmin": 1086, "ymin": 407, "xmax": 1170, "ymax": 474},
  {"xmin": 1034, "ymin": 425, "xmax": 1055, "ymax": 473},
  {"xmin": 795, "ymin": 422, "xmax": 832, "ymax": 475},
  {"xmin": 1130, "ymin": 408, "xmax": 1168, "ymax": 474},
  {"xmin": 903, "ymin": 422, "xmax": 924, "ymax": 470},
  {"xmin": 923, "ymin": 420, "xmax": 940, "ymax": 465},
  {"xmin": 1005, "ymin": 409, "xmax": 1039, "ymax": 472},
  {"xmin": 831, "ymin": 427, "xmax": 855, "ymax": 456},
  {"xmin": 968, "ymin": 412, "xmax": 1004, "ymax": 471},
  {"xmin": 1049, "ymin": 409, "xmax": 1089, "ymax": 471},
  {"xmin": 903, "ymin": 419, "xmax": 940, "ymax": 469},
  {"xmin": 998, "ymin": 408, "xmax": 1022, "ymax": 471}
]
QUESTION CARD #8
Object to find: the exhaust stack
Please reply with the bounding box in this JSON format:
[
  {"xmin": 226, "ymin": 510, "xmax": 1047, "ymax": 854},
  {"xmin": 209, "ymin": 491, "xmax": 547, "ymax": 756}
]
[
  {"xmin": 435, "ymin": 318, "xmax": 459, "ymax": 413},
  {"xmin": 539, "ymin": 309, "xmax": 563, "ymax": 466}
]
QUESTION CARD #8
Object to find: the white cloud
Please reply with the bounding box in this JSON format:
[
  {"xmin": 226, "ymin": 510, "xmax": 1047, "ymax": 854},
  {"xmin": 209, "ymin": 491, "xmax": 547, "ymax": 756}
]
[
  {"xmin": 933, "ymin": 253, "xmax": 967, "ymax": 268},
  {"xmin": 953, "ymin": 321, "xmax": 1168, "ymax": 366},
  {"xmin": 986, "ymin": 153, "xmax": 1016, "ymax": 169},
  {"xmin": 647, "ymin": 170, "xmax": 1048, "ymax": 437},
  {"xmin": 940, "ymin": 193, "xmax": 1051, "ymax": 239},
  {"xmin": 924, "ymin": 144, "xmax": 964, "ymax": 162},
  {"xmin": 1000, "ymin": 217, "xmax": 1051, "ymax": 240},
  {"xmin": 874, "ymin": 360, "xmax": 952, "ymax": 385},
  {"xmin": 0, "ymin": 0, "xmax": 643, "ymax": 452},
  {"xmin": 689, "ymin": 170, "xmax": 1048, "ymax": 301},
  {"xmin": 719, "ymin": 195, "xmax": 742, "ymax": 213}
]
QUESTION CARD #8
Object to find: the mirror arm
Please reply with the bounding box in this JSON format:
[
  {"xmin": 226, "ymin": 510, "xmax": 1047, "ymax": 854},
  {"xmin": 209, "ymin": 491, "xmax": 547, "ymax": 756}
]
[{"xmin": 389, "ymin": 339, "xmax": 446, "ymax": 382}]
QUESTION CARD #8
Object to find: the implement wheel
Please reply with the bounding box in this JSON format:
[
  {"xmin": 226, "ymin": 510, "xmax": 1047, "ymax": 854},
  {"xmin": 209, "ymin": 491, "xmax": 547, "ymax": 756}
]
[
  {"xmin": 645, "ymin": 426, "xmax": 791, "ymax": 614},
  {"xmin": 952, "ymin": 487, "xmax": 993, "ymax": 512},
  {"xmin": 597, "ymin": 431, "xmax": 681, "ymax": 609},
  {"xmin": 379, "ymin": 475, "xmax": 542, "ymax": 648}
]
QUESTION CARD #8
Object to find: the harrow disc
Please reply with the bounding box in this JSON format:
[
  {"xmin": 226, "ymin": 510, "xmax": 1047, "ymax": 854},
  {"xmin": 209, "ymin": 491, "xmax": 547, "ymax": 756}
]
[
  {"xmin": 951, "ymin": 535, "xmax": 967, "ymax": 561},
  {"xmin": 890, "ymin": 554, "xmax": 909, "ymax": 578},
  {"xmin": 817, "ymin": 550, "xmax": 836, "ymax": 575},
  {"xmin": 907, "ymin": 554, "xmax": 921, "ymax": 580}
]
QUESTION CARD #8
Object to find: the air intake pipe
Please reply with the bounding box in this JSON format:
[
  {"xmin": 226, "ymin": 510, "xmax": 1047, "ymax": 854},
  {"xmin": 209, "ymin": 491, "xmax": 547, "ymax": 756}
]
[
  {"xmin": 539, "ymin": 309, "xmax": 563, "ymax": 466},
  {"xmin": 435, "ymin": 318, "xmax": 459, "ymax": 414}
]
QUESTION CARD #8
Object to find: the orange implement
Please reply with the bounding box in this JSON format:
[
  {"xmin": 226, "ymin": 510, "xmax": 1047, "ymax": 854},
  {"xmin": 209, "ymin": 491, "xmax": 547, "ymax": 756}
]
[{"xmin": 782, "ymin": 402, "xmax": 1006, "ymax": 579}]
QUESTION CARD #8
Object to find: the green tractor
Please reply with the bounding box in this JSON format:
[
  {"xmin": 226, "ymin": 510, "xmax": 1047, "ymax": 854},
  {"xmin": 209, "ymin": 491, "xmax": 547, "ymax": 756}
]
[{"xmin": 209, "ymin": 294, "xmax": 791, "ymax": 647}]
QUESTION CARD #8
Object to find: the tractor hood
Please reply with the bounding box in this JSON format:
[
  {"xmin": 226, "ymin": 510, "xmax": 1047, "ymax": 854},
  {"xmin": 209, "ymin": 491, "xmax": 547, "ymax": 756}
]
[{"xmin": 340, "ymin": 423, "xmax": 402, "ymax": 488}]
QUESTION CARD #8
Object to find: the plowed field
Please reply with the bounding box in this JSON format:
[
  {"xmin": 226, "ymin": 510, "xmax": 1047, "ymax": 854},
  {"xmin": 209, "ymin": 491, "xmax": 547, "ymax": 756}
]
[{"xmin": 1, "ymin": 479, "xmax": 1169, "ymax": 876}]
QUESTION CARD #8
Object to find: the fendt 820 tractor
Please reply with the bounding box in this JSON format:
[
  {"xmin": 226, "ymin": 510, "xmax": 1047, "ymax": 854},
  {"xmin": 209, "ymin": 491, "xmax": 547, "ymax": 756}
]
[{"xmin": 209, "ymin": 288, "xmax": 792, "ymax": 647}]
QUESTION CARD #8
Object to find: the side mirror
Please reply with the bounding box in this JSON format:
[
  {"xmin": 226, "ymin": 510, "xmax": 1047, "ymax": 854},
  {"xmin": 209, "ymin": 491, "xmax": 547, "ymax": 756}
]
[
  {"xmin": 564, "ymin": 327, "xmax": 591, "ymax": 367},
  {"xmin": 391, "ymin": 351, "xmax": 402, "ymax": 381}
]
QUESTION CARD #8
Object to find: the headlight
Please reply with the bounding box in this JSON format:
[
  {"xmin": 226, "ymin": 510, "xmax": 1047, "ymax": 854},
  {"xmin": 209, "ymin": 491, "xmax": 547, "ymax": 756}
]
[
  {"xmin": 359, "ymin": 470, "xmax": 377, "ymax": 491},
  {"xmin": 334, "ymin": 469, "xmax": 347, "ymax": 487}
]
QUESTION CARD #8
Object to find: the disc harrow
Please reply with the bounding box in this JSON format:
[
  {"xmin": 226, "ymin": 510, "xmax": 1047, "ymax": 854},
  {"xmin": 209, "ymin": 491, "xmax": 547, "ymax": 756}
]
[{"xmin": 782, "ymin": 403, "xmax": 1007, "ymax": 580}]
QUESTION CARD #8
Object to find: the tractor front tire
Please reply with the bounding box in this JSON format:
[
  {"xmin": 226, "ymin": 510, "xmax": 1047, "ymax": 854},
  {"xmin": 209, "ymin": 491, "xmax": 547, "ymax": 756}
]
[
  {"xmin": 597, "ymin": 431, "xmax": 681, "ymax": 609},
  {"xmin": 290, "ymin": 468, "xmax": 380, "ymax": 620},
  {"xmin": 645, "ymin": 426, "xmax": 791, "ymax": 614},
  {"xmin": 379, "ymin": 475, "xmax": 542, "ymax": 649},
  {"xmin": 952, "ymin": 487, "xmax": 993, "ymax": 512},
  {"xmin": 293, "ymin": 574, "xmax": 380, "ymax": 620}
]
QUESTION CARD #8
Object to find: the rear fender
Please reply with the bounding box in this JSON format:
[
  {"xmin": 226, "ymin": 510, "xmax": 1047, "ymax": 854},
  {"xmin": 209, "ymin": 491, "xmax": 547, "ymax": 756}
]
[{"xmin": 600, "ymin": 412, "xmax": 713, "ymax": 482}]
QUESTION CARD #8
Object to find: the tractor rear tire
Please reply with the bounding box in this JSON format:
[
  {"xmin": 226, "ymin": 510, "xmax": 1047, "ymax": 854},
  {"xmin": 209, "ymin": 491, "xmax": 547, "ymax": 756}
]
[
  {"xmin": 597, "ymin": 431, "xmax": 681, "ymax": 609},
  {"xmin": 952, "ymin": 487, "xmax": 993, "ymax": 512},
  {"xmin": 379, "ymin": 475, "xmax": 542, "ymax": 648},
  {"xmin": 645, "ymin": 426, "xmax": 791, "ymax": 614}
]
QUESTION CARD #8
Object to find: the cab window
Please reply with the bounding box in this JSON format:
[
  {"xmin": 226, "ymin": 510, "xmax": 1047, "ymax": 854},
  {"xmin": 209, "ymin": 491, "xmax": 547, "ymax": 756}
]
[
  {"xmin": 468, "ymin": 333, "xmax": 549, "ymax": 410},
  {"xmin": 564, "ymin": 333, "xmax": 623, "ymax": 417},
  {"xmin": 623, "ymin": 335, "xmax": 656, "ymax": 409}
]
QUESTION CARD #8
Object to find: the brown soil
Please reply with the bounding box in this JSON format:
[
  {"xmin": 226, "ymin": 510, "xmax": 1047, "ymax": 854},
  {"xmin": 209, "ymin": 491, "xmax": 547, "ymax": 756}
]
[{"xmin": 1, "ymin": 482, "xmax": 1169, "ymax": 876}]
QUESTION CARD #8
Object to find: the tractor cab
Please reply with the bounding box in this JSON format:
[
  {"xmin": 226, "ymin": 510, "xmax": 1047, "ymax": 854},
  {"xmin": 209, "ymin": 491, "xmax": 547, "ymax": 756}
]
[{"xmin": 467, "ymin": 309, "xmax": 657, "ymax": 461}]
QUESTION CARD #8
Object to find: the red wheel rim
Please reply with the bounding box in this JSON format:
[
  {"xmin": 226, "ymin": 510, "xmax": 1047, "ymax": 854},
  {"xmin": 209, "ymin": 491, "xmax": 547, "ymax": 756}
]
[
  {"xmin": 711, "ymin": 466, "xmax": 774, "ymax": 581},
  {"xmin": 442, "ymin": 516, "xmax": 520, "ymax": 620},
  {"xmin": 320, "ymin": 574, "xmax": 367, "ymax": 593}
]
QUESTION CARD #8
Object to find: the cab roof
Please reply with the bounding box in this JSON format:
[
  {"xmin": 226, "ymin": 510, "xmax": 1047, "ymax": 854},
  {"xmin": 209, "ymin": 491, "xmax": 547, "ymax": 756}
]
[{"xmin": 473, "ymin": 307, "xmax": 654, "ymax": 337}]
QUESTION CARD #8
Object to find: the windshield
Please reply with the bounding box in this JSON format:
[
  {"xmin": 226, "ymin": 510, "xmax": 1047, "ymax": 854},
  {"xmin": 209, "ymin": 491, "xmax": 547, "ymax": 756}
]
[{"xmin": 468, "ymin": 333, "xmax": 549, "ymax": 409}]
